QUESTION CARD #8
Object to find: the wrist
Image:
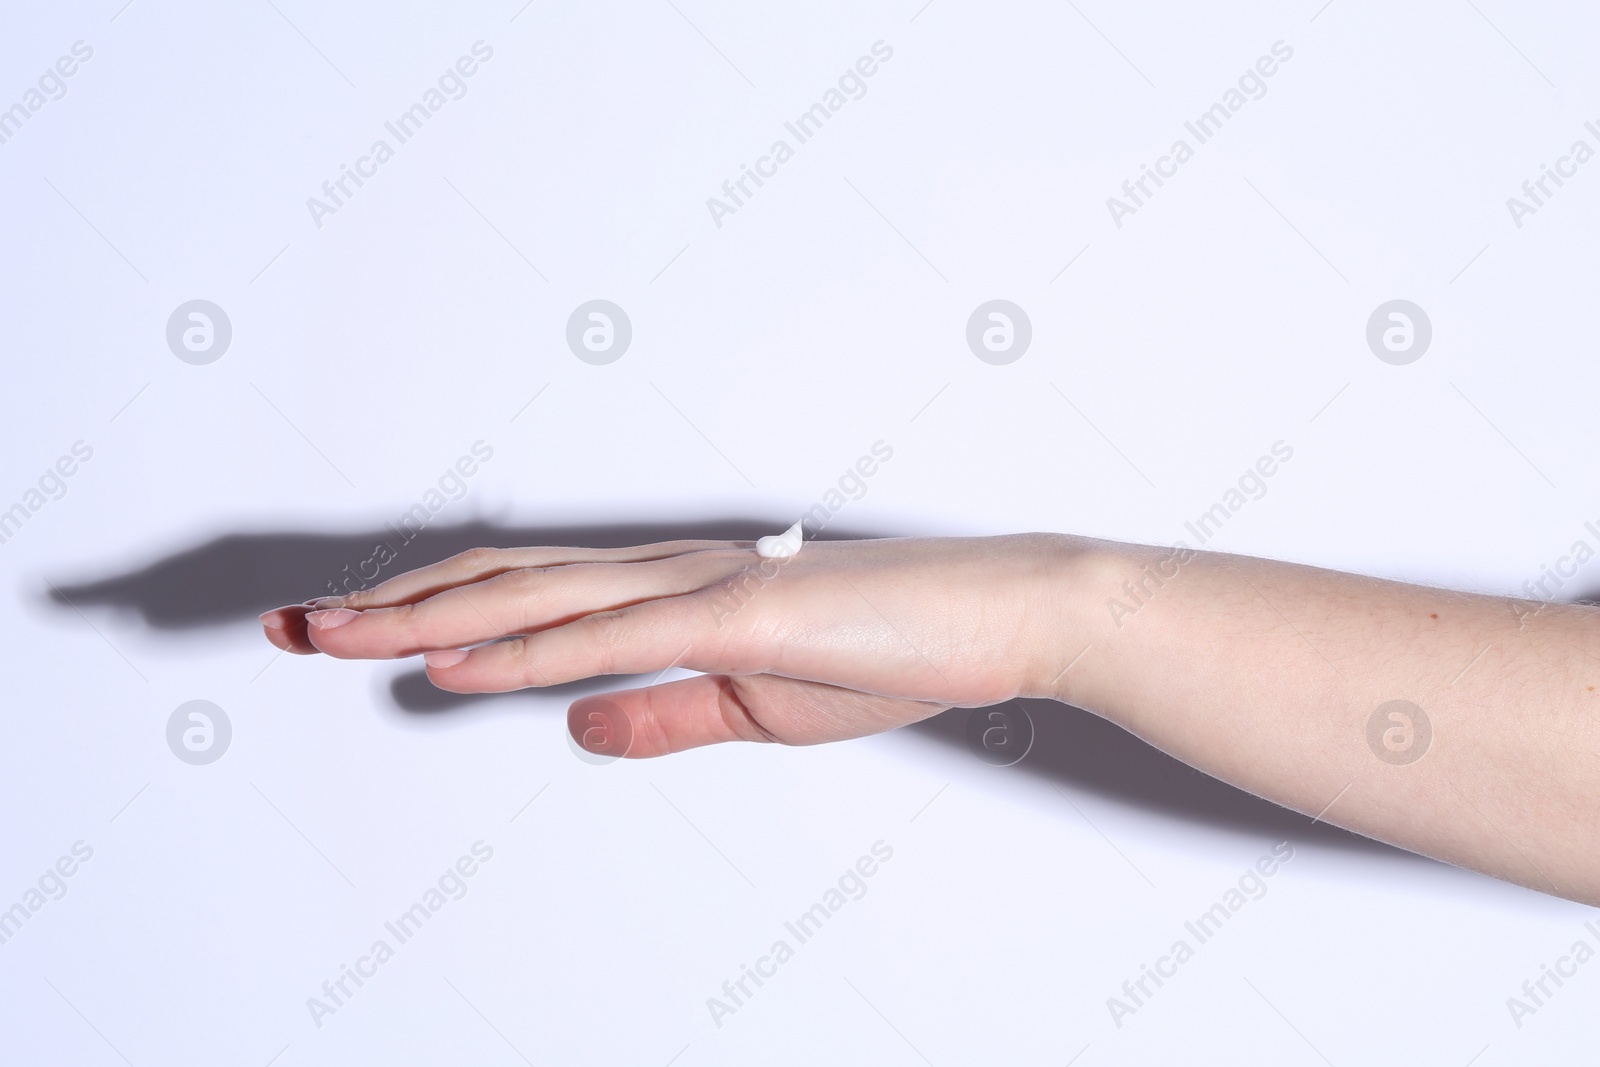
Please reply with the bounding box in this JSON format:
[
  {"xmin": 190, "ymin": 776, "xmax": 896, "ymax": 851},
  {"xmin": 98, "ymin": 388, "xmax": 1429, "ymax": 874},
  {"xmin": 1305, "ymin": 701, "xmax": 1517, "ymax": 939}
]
[
  {"xmin": 1011, "ymin": 533, "xmax": 1120, "ymax": 703},
  {"xmin": 1024, "ymin": 535, "xmax": 1187, "ymax": 706}
]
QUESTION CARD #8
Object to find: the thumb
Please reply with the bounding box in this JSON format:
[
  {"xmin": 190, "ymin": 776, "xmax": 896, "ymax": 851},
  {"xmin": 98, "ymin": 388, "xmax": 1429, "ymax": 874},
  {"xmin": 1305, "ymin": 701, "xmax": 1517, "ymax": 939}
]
[{"xmin": 568, "ymin": 674, "xmax": 948, "ymax": 759}]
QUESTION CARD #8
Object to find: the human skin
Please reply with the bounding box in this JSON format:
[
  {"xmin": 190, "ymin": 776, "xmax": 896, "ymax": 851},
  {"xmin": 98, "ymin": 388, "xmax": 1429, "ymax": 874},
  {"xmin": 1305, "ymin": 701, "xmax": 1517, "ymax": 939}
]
[{"xmin": 258, "ymin": 534, "xmax": 1600, "ymax": 905}]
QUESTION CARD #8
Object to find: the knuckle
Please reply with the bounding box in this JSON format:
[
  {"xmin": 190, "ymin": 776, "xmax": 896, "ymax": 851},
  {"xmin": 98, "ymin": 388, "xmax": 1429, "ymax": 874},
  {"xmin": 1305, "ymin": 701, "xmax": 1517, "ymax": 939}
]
[
  {"xmin": 715, "ymin": 679, "xmax": 781, "ymax": 744},
  {"xmin": 493, "ymin": 567, "xmax": 552, "ymax": 623},
  {"xmin": 583, "ymin": 609, "xmax": 626, "ymax": 642},
  {"xmin": 499, "ymin": 636, "xmax": 542, "ymax": 687},
  {"xmin": 453, "ymin": 546, "xmax": 500, "ymax": 569},
  {"xmin": 382, "ymin": 599, "xmax": 422, "ymax": 638},
  {"xmin": 500, "ymin": 565, "xmax": 551, "ymax": 591},
  {"xmin": 706, "ymin": 567, "xmax": 771, "ymax": 615},
  {"xmin": 580, "ymin": 609, "xmax": 629, "ymax": 672},
  {"xmin": 511, "ymin": 638, "xmax": 558, "ymax": 688}
]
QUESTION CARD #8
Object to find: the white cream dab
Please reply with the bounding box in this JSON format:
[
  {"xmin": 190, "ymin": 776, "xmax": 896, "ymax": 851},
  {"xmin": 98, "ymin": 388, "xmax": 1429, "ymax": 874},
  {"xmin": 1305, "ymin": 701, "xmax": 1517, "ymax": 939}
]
[{"xmin": 755, "ymin": 520, "xmax": 804, "ymax": 559}]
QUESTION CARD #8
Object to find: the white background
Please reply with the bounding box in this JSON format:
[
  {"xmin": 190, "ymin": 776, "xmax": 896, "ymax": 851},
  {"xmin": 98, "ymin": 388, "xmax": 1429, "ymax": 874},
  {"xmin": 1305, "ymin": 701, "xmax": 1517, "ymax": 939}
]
[{"xmin": 3, "ymin": 0, "xmax": 1598, "ymax": 1063}]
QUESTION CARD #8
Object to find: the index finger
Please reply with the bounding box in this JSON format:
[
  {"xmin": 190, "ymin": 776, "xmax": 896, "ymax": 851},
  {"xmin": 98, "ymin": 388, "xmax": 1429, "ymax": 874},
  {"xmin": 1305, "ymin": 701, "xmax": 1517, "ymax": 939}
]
[
  {"xmin": 331, "ymin": 540, "xmax": 742, "ymax": 610},
  {"xmin": 259, "ymin": 539, "xmax": 745, "ymax": 654}
]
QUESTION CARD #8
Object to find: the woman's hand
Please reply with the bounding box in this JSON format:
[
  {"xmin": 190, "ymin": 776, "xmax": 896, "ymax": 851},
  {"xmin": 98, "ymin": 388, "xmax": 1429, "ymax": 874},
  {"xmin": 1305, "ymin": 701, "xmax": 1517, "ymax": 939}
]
[
  {"xmin": 260, "ymin": 530, "xmax": 1600, "ymax": 902},
  {"xmin": 258, "ymin": 534, "xmax": 1084, "ymax": 758}
]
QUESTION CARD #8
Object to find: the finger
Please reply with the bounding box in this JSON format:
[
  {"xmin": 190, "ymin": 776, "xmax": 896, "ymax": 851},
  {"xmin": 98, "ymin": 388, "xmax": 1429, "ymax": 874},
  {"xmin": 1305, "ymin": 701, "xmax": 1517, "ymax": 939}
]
[
  {"xmin": 422, "ymin": 590, "xmax": 719, "ymax": 691},
  {"xmin": 258, "ymin": 603, "xmax": 320, "ymax": 655},
  {"xmin": 317, "ymin": 541, "xmax": 741, "ymax": 611},
  {"xmin": 568, "ymin": 674, "xmax": 948, "ymax": 759},
  {"xmin": 423, "ymin": 569, "xmax": 963, "ymax": 701},
  {"xmin": 307, "ymin": 552, "xmax": 748, "ymax": 660}
]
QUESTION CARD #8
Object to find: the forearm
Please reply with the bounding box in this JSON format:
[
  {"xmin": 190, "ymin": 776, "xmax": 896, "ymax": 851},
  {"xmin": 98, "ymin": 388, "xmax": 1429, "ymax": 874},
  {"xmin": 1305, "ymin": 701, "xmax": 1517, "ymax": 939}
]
[{"xmin": 1043, "ymin": 536, "xmax": 1600, "ymax": 904}]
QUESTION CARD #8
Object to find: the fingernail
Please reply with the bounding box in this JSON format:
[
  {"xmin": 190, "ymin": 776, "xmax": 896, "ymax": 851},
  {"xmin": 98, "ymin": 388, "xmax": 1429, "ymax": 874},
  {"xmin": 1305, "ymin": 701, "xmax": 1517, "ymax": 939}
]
[
  {"xmin": 306, "ymin": 608, "xmax": 359, "ymax": 629},
  {"xmin": 260, "ymin": 603, "xmax": 314, "ymax": 628},
  {"xmin": 424, "ymin": 649, "xmax": 470, "ymax": 669},
  {"xmin": 307, "ymin": 596, "xmax": 346, "ymax": 609}
]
